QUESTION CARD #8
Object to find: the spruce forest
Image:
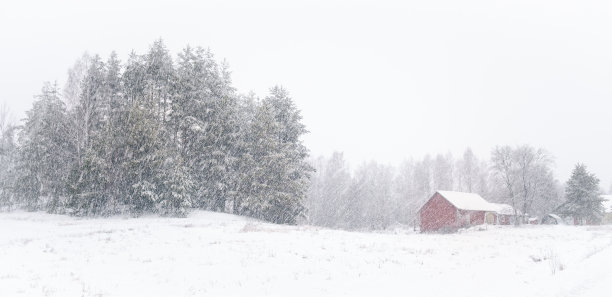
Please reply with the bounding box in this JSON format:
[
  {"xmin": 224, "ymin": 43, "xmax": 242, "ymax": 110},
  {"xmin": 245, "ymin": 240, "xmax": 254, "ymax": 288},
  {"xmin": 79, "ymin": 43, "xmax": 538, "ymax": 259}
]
[{"xmin": 0, "ymin": 40, "xmax": 312, "ymax": 224}]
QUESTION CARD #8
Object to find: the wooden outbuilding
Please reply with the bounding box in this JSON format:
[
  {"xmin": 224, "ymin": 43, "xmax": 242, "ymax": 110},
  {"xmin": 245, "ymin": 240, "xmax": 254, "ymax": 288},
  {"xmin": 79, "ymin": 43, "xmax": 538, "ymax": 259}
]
[
  {"xmin": 541, "ymin": 214, "xmax": 564, "ymax": 225},
  {"xmin": 418, "ymin": 191, "xmax": 515, "ymax": 232}
]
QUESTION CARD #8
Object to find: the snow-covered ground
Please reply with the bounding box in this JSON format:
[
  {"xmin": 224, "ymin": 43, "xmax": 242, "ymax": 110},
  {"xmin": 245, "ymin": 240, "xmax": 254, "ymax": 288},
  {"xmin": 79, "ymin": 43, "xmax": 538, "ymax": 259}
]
[{"xmin": 1, "ymin": 211, "xmax": 611, "ymax": 297}]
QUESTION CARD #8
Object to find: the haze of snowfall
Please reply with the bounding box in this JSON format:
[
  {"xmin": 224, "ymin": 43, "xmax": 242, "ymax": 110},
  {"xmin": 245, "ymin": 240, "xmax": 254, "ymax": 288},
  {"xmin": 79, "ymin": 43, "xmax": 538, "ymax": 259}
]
[{"xmin": 0, "ymin": 40, "xmax": 605, "ymax": 228}]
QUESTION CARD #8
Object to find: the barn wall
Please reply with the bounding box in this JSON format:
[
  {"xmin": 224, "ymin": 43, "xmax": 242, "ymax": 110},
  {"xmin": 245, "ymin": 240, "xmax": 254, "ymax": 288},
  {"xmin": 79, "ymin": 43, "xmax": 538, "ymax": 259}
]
[
  {"xmin": 499, "ymin": 215, "xmax": 511, "ymax": 225},
  {"xmin": 456, "ymin": 210, "xmax": 486, "ymax": 227},
  {"xmin": 470, "ymin": 211, "xmax": 485, "ymax": 225},
  {"xmin": 419, "ymin": 193, "xmax": 457, "ymax": 232}
]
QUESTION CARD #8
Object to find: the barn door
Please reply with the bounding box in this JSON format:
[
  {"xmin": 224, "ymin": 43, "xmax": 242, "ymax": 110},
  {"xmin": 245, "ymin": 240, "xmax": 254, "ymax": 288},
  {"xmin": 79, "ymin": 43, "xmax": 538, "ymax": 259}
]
[
  {"xmin": 461, "ymin": 213, "xmax": 471, "ymax": 227},
  {"xmin": 486, "ymin": 212, "xmax": 496, "ymax": 224}
]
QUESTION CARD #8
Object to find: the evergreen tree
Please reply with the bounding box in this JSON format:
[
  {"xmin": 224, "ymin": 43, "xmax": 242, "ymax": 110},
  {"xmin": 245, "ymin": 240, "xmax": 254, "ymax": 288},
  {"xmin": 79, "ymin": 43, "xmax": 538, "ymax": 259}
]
[
  {"xmin": 2, "ymin": 41, "xmax": 312, "ymax": 222},
  {"xmin": 123, "ymin": 51, "xmax": 148, "ymax": 108},
  {"xmin": 231, "ymin": 93, "xmax": 259, "ymax": 215},
  {"xmin": 156, "ymin": 152, "xmax": 193, "ymax": 217},
  {"xmin": 105, "ymin": 52, "xmax": 123, "ymax": 122},
  {"xmin": 113, "ymin": 102, "xmax": 192, "ymax": 216},
  {"xmin": 0, "ymin": 104, "xmax": 17, "ymax": 210},
  {"xmin": 76, "ymin": 55, "xmax": 107, "ymax": 154},
  {"xmin": 103, "ymin": 52, "xmax": 125, "ymax": 212},
  {"xmin": 238, "ymin": 89, "xmax": 312, "ymax": 224},
  {"xmin": 237, "ymin": 100, "xmax": 283, "ymax": 220},
  {"xmin": 67, "ymin": 147, "xmax": 109, "ymax": 216},
  {"xmin": 120, "ymin": 104, "xmax": 165, "ymax": 215},
  {"xmin": 144, "ymin": 39, "xmax": 175, "ymax": 124},
  {"xmin": 16, "ymin": 83, "xmax": 75, "ymax": 210},
  {"xmin": 557, "ymin": 164, "xmax": 604, "ymax": 224},
  {"xmin": 173, "ymin": 46, "xmax": 239, "ymax": 211},
  {"xmin": 67, "ymin": 53, "xmax": 122, "ymax": 216}
]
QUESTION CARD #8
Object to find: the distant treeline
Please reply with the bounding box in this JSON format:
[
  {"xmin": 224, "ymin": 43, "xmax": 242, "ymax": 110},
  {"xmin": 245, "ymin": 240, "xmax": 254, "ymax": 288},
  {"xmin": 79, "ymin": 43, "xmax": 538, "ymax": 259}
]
[
  {"xmin": 307, "ymin": 148, "xmax": 606, "ymax": 229},
  {"xmin": 0, "ymin": 40, "xmax": 312, "ymax": 224}
]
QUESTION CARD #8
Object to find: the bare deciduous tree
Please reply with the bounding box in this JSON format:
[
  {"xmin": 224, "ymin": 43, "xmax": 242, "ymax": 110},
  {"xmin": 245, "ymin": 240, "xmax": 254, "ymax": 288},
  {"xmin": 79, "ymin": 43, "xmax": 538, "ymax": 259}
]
[{"xmin": 491, "ymin": 145, "xmax": 556, "ymax": 224}]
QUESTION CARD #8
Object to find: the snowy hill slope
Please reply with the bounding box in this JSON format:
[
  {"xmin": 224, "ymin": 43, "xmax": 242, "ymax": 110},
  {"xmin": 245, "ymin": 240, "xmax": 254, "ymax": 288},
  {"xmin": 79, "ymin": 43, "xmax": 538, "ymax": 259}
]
[{"xmin": 1, "ymin": 211, "xmax": 611, "ymax": 297}]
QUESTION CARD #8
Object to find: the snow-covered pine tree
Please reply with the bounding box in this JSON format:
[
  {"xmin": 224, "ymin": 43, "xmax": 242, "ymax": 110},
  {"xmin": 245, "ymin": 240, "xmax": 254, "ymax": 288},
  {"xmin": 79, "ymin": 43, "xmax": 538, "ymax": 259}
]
[
  {"xmin": 3, "ymin": 42, "xmax": 314, "ymax": 221},
  {"xmin": 237, "ymin": 99, "xmax": 281, "ymax": 221},
  {"xmin": 67, "ymin": 52, "xmax": 125, "ymax": 216},
  {"xmin": 105, "ymin": 52, "xmax": 123, "ymax": 123},
  {"xmin": 65, "ymin": 56, "xmax": 108, "ymax": 215},
  {"xmin": 103, "ymin": 51, "xmax": 125, "ymax": 213},
  {"xmin": 119, "ymin": 104, "xmax": 164, "ymax": 215},
  {"xmin": 557, "ymin": 164, "xmax": 604, "ymax": 224},
  {"xmin": 16, "ymin": 83, "xmax": 75, "ymax": 211},
  {"xmin": 75, "ymin": 55, "xmax": 107, "ymax": 154},
  {"xmin": 67, "ymin": 147, "xmax": 110, "ymax": 216},
  {"xmin": 230, "ymin": 92, "xmax": 259, "ymax": 215},
  {"xmin": 168, "ymin": 46, "xmax": 194, "ymax": 146},
  {"xmin": 156, "ymin": 151, "xmax": 193, "ymax": 217},
  {"xmin": 266, "ymin": 86, "xmax": 313, "ymax": 217},
  {"xmin": 144, "ymin": 39, "xmax": 176, "ymax": 125},
  {"xmin": 173, "ymin": 46, "xmax": 239, "ymax": 211},
  {"xmin": 123, "ymin": 51, "xmax": 148, "ymax": 106},
  {"xmin": 238, "ymin": 88, "xmax": 312, "ymax": 224},
  {"xmin": 113, "ymin": 99, "xmax": 192, "ymax": 216},
  {"xmin": 0, "ymin": 104, "xmax": 17, "ymax": 210},
  {"xmin": 196, "ymin": 64, "xmax": 239, "ymax": 212}
]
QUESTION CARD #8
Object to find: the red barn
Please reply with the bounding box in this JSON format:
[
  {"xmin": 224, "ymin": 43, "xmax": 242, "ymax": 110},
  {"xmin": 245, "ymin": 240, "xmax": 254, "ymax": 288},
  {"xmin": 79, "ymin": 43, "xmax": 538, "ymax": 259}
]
[{"xmin": 418, "ymin": 191, "xmax": 514, "ymax": 232}]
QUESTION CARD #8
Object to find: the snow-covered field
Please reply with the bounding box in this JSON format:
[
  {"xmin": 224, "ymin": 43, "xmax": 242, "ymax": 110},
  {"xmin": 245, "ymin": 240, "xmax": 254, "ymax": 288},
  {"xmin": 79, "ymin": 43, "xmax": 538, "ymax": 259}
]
[{"xmin": 1, "ymin": 211, "xmax": 611, "ymax": 297}]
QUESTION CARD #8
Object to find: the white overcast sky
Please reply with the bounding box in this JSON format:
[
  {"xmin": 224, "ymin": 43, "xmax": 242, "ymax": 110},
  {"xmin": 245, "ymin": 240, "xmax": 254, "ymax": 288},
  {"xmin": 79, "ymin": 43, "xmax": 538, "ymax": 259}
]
[{"xmin": 1, "ymin": 0, "xmax": 611, "ymax": 187}]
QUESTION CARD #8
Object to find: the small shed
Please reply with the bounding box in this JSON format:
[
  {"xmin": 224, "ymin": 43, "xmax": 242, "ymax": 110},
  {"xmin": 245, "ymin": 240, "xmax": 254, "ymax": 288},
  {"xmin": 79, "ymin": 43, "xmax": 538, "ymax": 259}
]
[
  {"xmin": 489, "ymin": 203, "xmax": 515, "ymax": 225},
  {"xmin": 418, "ymin": 191, "xmax": 511, "ymax": 232},
  {"xmin": 541, "ymin": 214, "xmax": 564, "ymax": 225}
]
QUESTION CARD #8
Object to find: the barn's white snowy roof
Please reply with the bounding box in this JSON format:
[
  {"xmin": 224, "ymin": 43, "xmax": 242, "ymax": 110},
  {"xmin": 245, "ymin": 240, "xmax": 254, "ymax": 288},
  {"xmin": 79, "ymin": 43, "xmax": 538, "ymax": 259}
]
[
  {"xmin": 601, "ymin": 195, "xmax": 612, "ymax": 213},
  {"xmin": 437, "ymin": 191, "xmax": 499, "ymax": 212},
  {"xmin": 489, "ymin": 203, "xmax": 515, "ymax": 215},
  {"xmin": 545, "ymin": 213, "xmax": 564, "ymax": 224}
]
